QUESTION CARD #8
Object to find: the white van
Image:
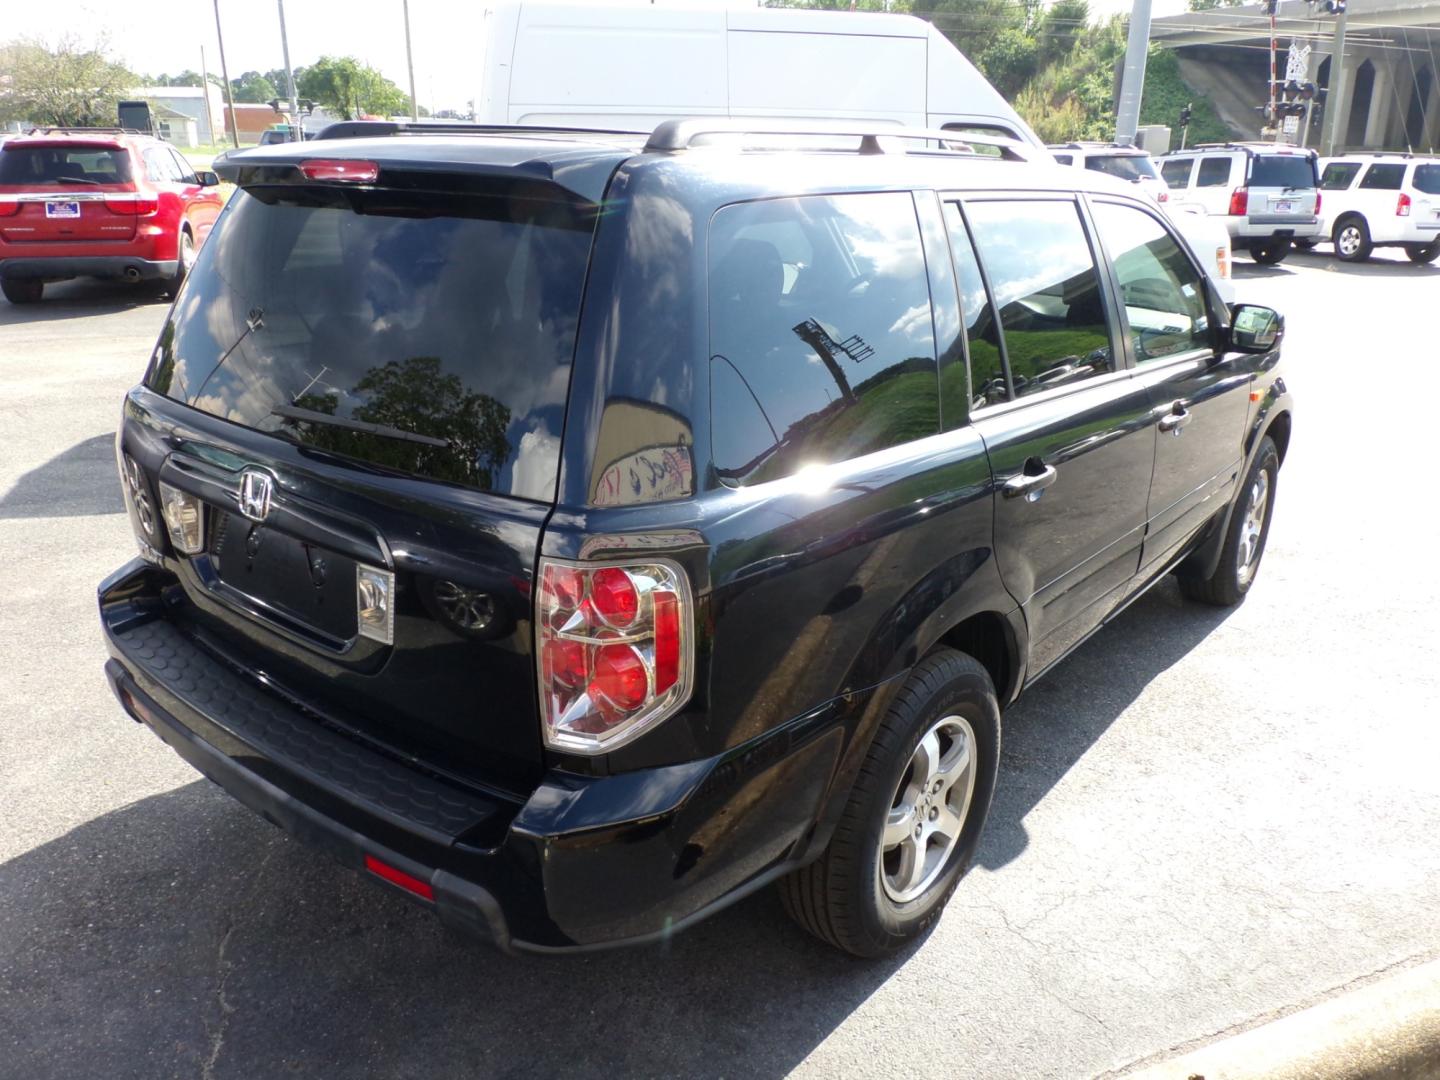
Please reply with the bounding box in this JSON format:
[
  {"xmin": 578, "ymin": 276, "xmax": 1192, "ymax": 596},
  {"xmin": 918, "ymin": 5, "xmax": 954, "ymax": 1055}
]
[{"xmin": 478, "ymin": 1, "xmax": 1043, "ymax": 148}]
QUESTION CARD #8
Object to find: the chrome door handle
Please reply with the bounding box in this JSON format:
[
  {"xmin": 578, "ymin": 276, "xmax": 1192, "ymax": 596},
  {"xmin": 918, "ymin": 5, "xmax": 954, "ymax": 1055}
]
[
  {"xmin": 1002, "ymin": 463, "xmax": 1059, "ymax": 500},
  {"xmin": 1158, "ymin": 406, "xmax": 1193, "ymax": 434}
]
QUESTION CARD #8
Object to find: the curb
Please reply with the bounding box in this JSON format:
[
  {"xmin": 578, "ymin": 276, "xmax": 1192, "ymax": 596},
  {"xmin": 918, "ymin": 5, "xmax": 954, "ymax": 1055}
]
[{"xmin": 1123, "ymin": 958, "xmax": 1440, "ymax": 1080}]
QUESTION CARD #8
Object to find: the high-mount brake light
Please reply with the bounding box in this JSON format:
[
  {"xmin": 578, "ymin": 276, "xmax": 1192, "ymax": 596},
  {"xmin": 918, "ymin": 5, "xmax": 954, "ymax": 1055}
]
[
  {"xmin": 1397, "ymin": 192, "xmax": 1412, "ymax": 217},
  {"xmin": 1228, "ymin": 187, "xmax": 1249, "ymax": 216},
  {"xmin": 299, "ymin": 159, "xmax": 380, "ymax": 182},
  {"xmin": 537, "ymin": 559, "xmax": 694, "ymax": 754}
]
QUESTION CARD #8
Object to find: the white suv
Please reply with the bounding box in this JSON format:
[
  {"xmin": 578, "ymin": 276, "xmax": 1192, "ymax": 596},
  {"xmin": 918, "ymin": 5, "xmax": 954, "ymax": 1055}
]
[
  {"xmin": 1050, "ymin": 143, "xmax": 1172, "ymax": 205},
  {"xmin": 1314, "ymin": 155, "xmax": 1440, "ymax": 263},
  {"xmin": 1157, "ymin": 144, "xmax": 1322, "ymax": 264}
]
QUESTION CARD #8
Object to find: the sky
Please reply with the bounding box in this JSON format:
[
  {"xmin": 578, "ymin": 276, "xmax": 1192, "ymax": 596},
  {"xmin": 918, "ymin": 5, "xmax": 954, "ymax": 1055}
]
[{"xmin": 5, "ymin": 0, "xmax": 1186, "ymax": 115}]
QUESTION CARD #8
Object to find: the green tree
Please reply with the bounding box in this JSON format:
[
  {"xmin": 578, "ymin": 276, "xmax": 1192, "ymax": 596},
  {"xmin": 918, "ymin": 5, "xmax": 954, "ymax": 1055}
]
[
  {"xmin": 230, "ymin": 71, "xmax": 278, "ymax": 104},
  {"xmin": 1187, "ymin": 0, "xmax": 1243, "ymax": 10},
  {"xmin": 297, "ymin": 56, "xmax": 409, "ymax": 120},
  {"xmin": 0, "ymin": 37, "xmax": 136, "ymax": 128},
  {"xmin": 978, "ymin": 27, "xmax": 1040, "ymax": 101}
]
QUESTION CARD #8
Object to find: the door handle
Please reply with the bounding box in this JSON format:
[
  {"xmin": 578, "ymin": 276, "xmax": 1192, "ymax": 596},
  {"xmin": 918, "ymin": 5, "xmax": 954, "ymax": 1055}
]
[
  {"xmin": 1158, "ymin": 405, "xmax": 1193, "ymax": 434},
  {"xmin": 1002, "ymin": 462, "xmax": 1059, "ymax": 501}
]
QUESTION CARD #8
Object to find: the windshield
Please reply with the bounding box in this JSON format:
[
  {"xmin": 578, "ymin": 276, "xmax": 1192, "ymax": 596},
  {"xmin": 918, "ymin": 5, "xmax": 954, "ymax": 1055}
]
[
  {"xmin": 1414, "ymin": 165, "xmax": 1440, "ymax": 195},
  {"xmin": 146, "ymin": 185, "xmax": 597, "ymax": 501},
  {"xmin": 0, "ymin": 144, "xmax": 133, "ymax": 185},
  {"xmin": 1250, "ymin": 155, "xmax": 1317, "ymax": 189},
  {"xmin": 1085, "ymin": 154, "xmax": 1159, "ymax": 182}
]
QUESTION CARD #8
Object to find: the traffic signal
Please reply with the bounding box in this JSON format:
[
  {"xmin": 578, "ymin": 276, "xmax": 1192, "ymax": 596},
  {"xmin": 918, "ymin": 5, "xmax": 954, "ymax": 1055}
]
[{"xmin": 1179, "ymin": 104, "xmax": 1193, "ymax": 127}]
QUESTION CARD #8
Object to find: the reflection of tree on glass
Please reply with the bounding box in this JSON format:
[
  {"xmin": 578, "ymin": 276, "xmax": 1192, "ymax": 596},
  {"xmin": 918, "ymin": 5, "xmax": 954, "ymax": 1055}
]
[{"xmin": 286, "ymin": 356, "xmax": 512, "ymax": 489}]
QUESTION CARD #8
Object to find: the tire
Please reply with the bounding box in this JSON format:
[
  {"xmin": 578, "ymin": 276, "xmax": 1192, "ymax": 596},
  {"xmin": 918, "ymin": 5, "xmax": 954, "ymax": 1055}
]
[
  {"xmin": 1293, "ymin": 238, "xmax": 1318, "ymax": 251},
  {"xmin": 1, "ymin": 278, "xmax": 43, "ymax": 305},
  {"xmin": 1248, "ymin": 239, "xmax": 1290, "ymax": 265},
  {"xmin": 1404, "ymin": 240, "xmax": 1440, "ymax": 264},
  {"xmin": 1178, "ymin": 436, "xmax": 1280, "ymax": 607},
  {"xmin": 779, "ymin": 648, "xmax": 1001, "ymax": 957},
  {"xmin": 1333, "ymin": 216, "xmax": 1372, "ymax": 262},
  {"xmin": 162, "ymin": 227, "xmax": 196, "ymax": 300}
]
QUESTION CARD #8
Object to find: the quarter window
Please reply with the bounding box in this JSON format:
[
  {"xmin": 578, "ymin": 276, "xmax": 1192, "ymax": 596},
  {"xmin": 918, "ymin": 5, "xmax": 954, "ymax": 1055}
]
[
  {"xmin": 708, "ymin": 192, "xmax": 939, "ymax": 485},
  {"xmin": 1359, "ymin": 163, "xmax": 1405, "ymax": 190},
  {"xmin": 963, "ymin": 199, "xmax": 1113, "ymax": 400},
  {"xmin": 1196, "ymin": 157, "xmax": 1232, "ymax": 188},
  {"xmin": 1415, "ymin": 165, "xmax": 1440, "ymax": 195},
  {"xmin": 1161, "ymin": 158, "xmax": 1195, "ymax": 187},
  {"xmin": 1321, "ymin": 162, "xmax": 1362, "ymax": 190},
  {"xmin": 1091, "ymin": 202, "xmax": 1211, "ymax": 363}
]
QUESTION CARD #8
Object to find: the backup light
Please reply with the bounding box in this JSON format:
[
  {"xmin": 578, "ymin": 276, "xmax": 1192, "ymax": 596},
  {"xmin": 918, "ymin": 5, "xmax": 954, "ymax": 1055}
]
[
  {"xmin": 158, "ymin": 482, "xmax": 205, "ymax": 555},
  {"xmin": 536, "ymin": 559, "xmax": 694, "ymax": 754},
  {"xmin": 299, "ymin": 159, "xmax": 380, "ymax": 182},
  {"xmin": 356, "ymin": 565, "xmax": 396, "ymax": 645}
]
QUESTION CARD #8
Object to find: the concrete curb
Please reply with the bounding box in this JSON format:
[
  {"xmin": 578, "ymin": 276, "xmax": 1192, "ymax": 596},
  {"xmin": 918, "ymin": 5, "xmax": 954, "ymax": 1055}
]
[{"xmin": 1123, "ymin": 958, "xmax": 1440, "ymax": 1079}]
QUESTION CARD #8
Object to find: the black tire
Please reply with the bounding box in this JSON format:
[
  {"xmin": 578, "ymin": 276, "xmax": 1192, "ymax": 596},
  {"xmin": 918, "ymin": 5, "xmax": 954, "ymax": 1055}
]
[
  {"xmin": 1404, "ymin": 240, "xmax": 1440, "ymax": 264},
  {"xmin": 162, "ymin": 227, "xmax": 195, "ymax": 300},
  {"xmin": 1333, "ymin": 216, "xmax": 1372, "ymax": 262},
  {"xmin": 1248, "ymin": 239, "xmax": 1290, "ymax": 265},
  {"xmin": 779, "ymin": 649, "xmax": 1001, "ymax": 958},
  {"xmin": 1178, "ymin": 436, "xmax": 1280, "ymax": 607},
  {"xmin": 1, "ymin": 278, "xmax": 43, "ymax": 305}
]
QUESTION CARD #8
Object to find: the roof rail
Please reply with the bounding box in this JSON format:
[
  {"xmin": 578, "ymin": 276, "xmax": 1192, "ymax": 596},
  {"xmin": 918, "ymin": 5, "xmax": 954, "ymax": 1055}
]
[
  {"xmin": 24, "ymin": 126, "xmax": 148, "ymax": 136},
  {"xmin": 644, "ymin": 119, "xmax": 1035, "ymax": 160},
  {"xmin": 316, "ymin": 119, "xmax": 646, "ymax": 141}
]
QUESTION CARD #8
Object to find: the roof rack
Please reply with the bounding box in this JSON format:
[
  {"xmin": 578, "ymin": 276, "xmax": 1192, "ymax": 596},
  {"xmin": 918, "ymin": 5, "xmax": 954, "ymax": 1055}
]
[
  {"xmin": 316, "ymin": 120, "xmax": 646, "ymax": 141},
  {"xmin": 24, "ymin": 127, "xmax": 148, "ymax": 136},
  {"xmin": 1189, "ymin": 141, "xmax": 1316, "ymax": 153},
  {"xmin": 644, "ymin": 119, "xmax": 1035, "ymax": 160}
]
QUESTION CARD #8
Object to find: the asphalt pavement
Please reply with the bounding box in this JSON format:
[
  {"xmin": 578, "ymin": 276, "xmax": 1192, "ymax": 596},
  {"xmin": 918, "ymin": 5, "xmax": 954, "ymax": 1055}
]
[{"xmin": 2, "ymin": 252, "xmax": 1438, "ymax": 1080}]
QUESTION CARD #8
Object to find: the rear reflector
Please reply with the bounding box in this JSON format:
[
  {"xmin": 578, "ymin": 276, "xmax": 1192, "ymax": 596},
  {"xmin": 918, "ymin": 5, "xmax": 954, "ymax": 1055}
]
[
  {"xmin": 363, "ymin": 855, "xmax": 434, "ymax": 901},
  {"xmin": 300, "ymin": 159, "xmax": 380, "ymax": 182}
]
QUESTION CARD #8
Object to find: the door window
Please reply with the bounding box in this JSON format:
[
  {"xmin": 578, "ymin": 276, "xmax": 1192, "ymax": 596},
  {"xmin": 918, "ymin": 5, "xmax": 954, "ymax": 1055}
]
[
  {"xmin": 708, "ymin": 192, "xmax": 939, "ymax": 485},
  {"xmin": 1196, "ymin": 157, "xmax": 1233, "ymax": 188},
  {"xmin": 142, "ymin": 149, "xmax": 170, "ymax": 183},
  {"xmin": 1321, "ymin": 162, "xmax": 1362, "ymax": 190},
  {"xmin": 1358, "ymin": 163, "xmax": 1405, "ymax": 190},
  {"xmin": 1091, "ymin": 202, "xmax": 1211, "ymax": 363},
  {"xmin": 1161, "ymin": 158, "xmax": 1195, "ymax": 187},
  {"xmin": 942, "ymin": 202, "xmax": 1007, "ymax": 412},
  {"xmin": 962, "ymin": 199, "xmax": 1113, "ymax": 400},
  {"xmin": 168, "ymin": 147, "xmax": 198, "ymax": 185}
]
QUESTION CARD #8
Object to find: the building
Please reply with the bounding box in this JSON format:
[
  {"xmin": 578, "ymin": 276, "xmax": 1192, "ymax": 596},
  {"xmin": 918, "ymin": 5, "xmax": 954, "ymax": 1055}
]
[{"xmin": 132, "ymin": 85, "xmax": 226, "ymax": 145}]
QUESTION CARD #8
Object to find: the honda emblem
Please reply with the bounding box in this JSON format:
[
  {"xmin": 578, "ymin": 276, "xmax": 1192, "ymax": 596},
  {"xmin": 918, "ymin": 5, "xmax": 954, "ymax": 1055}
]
[{"xmin": 238, "ymin": 470, "xmax": 274, "ymax": 522}]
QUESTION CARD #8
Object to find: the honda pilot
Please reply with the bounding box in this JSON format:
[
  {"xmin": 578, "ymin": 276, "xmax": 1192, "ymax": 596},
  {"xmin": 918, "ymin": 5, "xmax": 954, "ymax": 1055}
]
[{"xmin": 100, "ymin": 121, "xmax": 1294, "ymax": 957}]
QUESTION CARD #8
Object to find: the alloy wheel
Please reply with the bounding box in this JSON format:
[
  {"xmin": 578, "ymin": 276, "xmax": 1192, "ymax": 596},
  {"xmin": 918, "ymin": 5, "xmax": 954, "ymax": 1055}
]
[
  {"xmin": 1236, "ymin": 470, "xmax": 1269, "ymax": 587},
  {"xmin": 879, "ymin": 714, "xmax": 978, "ymax": 904},
  {"xmin": 1337, "ymin": 226, "xmax": 1362, "ymax": 258}
]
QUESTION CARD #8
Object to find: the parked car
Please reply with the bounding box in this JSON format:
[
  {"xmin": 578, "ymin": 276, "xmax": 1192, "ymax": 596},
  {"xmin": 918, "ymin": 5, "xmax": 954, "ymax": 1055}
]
[
  {"xmin": 1157, "ymin": 143, "xmax": 1322, "ymax": 264},
  {"xmin": 1050, "ymin": 142, "xmax": 1172, "ymax": 204},
  {"xmin": 99, "ymin": 120, "xmax": 1292, "ymax": 957},
  {"xmin": 0, "ymin": 128, "xmax": 225, "ymax": 304},
  {"xmin": 1311, "ymin": 153, "xmax": 1440, "ymax": 263}
]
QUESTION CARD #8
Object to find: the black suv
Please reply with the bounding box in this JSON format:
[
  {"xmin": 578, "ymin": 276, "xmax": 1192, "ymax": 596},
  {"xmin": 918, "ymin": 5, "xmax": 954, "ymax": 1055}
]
[{"xmin": 99, "ymin": 121, "xmax": 1293, "ymax": 957}]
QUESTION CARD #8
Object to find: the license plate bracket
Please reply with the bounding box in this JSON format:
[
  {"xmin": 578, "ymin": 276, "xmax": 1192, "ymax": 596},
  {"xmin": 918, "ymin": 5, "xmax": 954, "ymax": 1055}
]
[{"xmin": 1274, "ymin": 200, "xmax": 1294, "ymax": 213}]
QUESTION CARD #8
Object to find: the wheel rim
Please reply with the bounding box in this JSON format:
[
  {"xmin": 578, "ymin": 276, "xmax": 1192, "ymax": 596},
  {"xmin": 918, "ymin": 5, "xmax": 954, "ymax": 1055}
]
[
  {"xmin": 879, "ymin": 714, "xmax": 978, "ymax": 904},
  {"xmin": 180, "ymin": 232, "xmax": 196, "ymax": 272},
  {"xmin": 1337, "ymin": 226, "xmax": 1361, "ymax": 256},
  {"xmin": 1236, "ymin": 470, "xmax": 1270, "ymax": 587}
]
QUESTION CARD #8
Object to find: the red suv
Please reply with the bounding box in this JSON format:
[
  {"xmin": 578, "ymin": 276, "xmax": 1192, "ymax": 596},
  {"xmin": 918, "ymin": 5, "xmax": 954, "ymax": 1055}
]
[{"xmin": 0, "ymin": 129, "xmax": 226, "ymax": 304}]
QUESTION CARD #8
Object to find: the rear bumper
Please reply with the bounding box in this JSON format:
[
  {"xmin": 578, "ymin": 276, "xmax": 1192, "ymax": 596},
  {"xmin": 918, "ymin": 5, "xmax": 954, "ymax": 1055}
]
[
  {"xmin": 0, "ymin": 255, "xmax": 176, "ymax": 281},
  {"xmin": 99, "ymin": 559, "xmax": 859, "ymax": 952},
  {"xmin": 1232, "ymin": 218, "xmax": 1322, "ymax": 241}
]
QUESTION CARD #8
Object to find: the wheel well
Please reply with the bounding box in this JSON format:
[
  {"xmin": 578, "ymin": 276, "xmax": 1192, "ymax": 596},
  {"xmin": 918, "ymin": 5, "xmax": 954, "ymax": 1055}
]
[
  {"xmin": 1266, "ymin": 410, "xmax": 1292, "ymax": 465},
  {"xmin": 1333, "ymin": 212, "xmax": 1365, "ymax": 232},
  {"xmin": 936, "ymin": 612, "xmax": 1015, "ymax": 703}
]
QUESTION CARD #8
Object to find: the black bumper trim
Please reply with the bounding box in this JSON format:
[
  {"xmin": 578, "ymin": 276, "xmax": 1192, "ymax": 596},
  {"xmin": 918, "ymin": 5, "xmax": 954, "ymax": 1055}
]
[{"xmin": 0, "ymin": 256, "xmax": 177, "ymax": 281}]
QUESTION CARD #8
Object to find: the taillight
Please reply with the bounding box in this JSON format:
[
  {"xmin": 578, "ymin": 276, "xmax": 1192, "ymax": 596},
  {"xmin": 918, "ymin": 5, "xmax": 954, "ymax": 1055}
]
[
  {"xmin": 103, "ymin": 194, "xmax": 159, "ymax": 216},
  {"xmin": 1228, "ymin": 187, "xmax": 1249, "ymax": 216},
  {"xmin": 536, "ymin": 558, "xmax": 693, "ymax": 753},
  {"xmin": 1315, "ymin": 191, "xmax": 1322, "ymax": 214},
  {"xmin": 299, "ymin": 159, "xmax": 379, "ymax": 182},
  {"xmin": 1216, "ymin": 245, "xmax": 1231, "ymax": 280},
  {"xmin": 0, "ymin": 200, "xmax": 20, "ymax": 218},
  {"xmin": 1397, "ymin": 192, "xmax": 1412, "ymax": 217}
]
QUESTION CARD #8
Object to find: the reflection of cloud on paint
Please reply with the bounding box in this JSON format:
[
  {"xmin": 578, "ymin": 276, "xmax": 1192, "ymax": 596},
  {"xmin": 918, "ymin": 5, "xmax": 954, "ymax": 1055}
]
[{"xmin": 510, "ymin": 423, "xmax": 560, "ymax": 502}]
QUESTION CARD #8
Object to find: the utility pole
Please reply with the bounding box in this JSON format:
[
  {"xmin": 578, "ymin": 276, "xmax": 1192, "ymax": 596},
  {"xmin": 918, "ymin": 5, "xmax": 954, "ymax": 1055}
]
[
  {"xmin": 1115, "ymin": 0, "xmax": 1153, "ymax": 146},
  {"xmin": 403, "ymin": 0, "xmax": 419, "ymax": 121},
  {"xmin": 212, "ymin": 0, "xmax": 240, "ymax": 148},
  {"xmin": 277, "ymin": 0, "xmax": 301, "ymax": 140},
  {"xmin": 1266, "ymin": 0, "xmax": 1279, "ymax": 141},
  {"xmin": 1321, "ymin": 0, "xmax": 1350, "ymax": 155}
]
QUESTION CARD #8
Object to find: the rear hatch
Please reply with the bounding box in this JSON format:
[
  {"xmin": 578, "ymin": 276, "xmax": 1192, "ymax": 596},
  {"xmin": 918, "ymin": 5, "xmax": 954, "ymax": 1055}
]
[
  {"xmin": 1247, "ymin": 151, "xmax": 1319, "ymax": 225},
  {"xmin": 1413, "ymin": 163, "xmax": 1440, "ymax": 232},
  {"xmin": 0, "ymin": 140, "xmax": 141, "ymax": 244},
  {"xmin": 128, "ymin": 147, "xmax": 610, "ymax": 791}
]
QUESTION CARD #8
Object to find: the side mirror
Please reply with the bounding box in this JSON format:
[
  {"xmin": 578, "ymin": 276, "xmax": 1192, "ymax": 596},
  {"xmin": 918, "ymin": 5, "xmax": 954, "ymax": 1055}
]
[
  {"xmin": 1228, "ymin": 304, "xmax": 1283, "ymax": 353},
  {"xmin": 196, "ymin": 170, "xmax": 221, "ymax": 188}
]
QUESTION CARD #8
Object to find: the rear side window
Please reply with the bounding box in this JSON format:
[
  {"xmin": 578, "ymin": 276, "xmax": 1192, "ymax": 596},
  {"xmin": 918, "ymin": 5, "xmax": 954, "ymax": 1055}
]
[
  {"xmin": 942, "ymin": 202, "xmax": 1006, "ymax": 412},
  {"xmin": 1358, "ymin": 163, "xmax": 1405, "ymax": 190},
  {"xmin": 1321, "ymin": 162, "xmax": 1362, "ymax": 190},
  {"xmin": 963, "ymin": 199, "xmax": 1113, "ymax": 400},
  {"xmin": 1085, "ymin": 154, "xmax": 1159, "ymax": 181},
  {"xmin": 1250, "ymin": 155, "xmax": 1317, "ymax": 189},
  {"xmin": 1415, "ymin": 165, "xmax": 1440, "ymax": 195},
  {"xmin": 1091, "ymin": 202, "xmax": 1210, "ymax": 362},
  {"xmin": 1161, "ymin": 159, "xmax": 1195, "ymax": 187},
  {"xmin": 1196, "ymin": 157, "xmax": 1232, "ymax": 188},
  {"xmin": 708, "ymin": 192, "xmax": 939, "ymax": 485},
  {"xmin": 1053, "ymin": 154, "xmax": 1074, "ymax": 166},
  {"xmin": 147, "ymin": 186, "xmax": 597, "ymax": 500},
  {"xmin": 0, "ymin": 144, "xmax": 133, "ymax": 184}
]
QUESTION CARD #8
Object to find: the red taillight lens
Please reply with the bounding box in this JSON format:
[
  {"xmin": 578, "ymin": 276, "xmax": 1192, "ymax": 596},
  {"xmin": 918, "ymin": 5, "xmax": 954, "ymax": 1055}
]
[
  {"xmin": 1228, "ymin": 187, "xmax": 1249, "ymax": 216},
  {"xmin": 536, "ymin": 559, "xmax": 693, "ymax": 753},
  {"xmin": 1397, "ymin": 192, "xmax": 1412, "ymax": 217},
  {"xmin": 1314, "ymin": 191, "xmax": 1322, "ymax": 214},
  {"xmin": 0, "ymin": 200, "xmax": 20, "ymax": 218},
  {"xmin": 299, "ymin": 159, "xmax": 380, "ymax": 182},
  {"xmin": 103, "ymin": 194, "xmax": 159, "ymax": 216}
]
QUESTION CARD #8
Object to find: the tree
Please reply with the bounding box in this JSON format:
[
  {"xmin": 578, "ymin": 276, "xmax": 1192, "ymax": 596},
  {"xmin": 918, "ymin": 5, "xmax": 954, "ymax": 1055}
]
[
  {"xmin": 230, "ymin": 71, "xmax": 278, "ymax": 104},
  {"xmin": 0, "ymin": 37, "xmax": 136, "ymax": 128},
  {"xmin": 978, "ymin": 27, "xmax": 1040, "ymax": 101},
  {"xmin": 1187, "ymin": 0, "xmax": 1243, "ymax": 10},
  {"xmin": 297, "ymin": 56, "xmax": 409, "ymax": 120}
]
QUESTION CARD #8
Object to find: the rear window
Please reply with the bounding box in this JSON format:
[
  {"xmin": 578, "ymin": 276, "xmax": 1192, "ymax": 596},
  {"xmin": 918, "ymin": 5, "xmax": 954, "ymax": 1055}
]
[
  {"xmin": 1415, "ymin": 165, "xmax": 1440, "ymax": 195},
  {"xmin": 1321, "ymin": 162, "xmax": 1362, "ymax": 190},
  {"xmin": 1085, "ymin": 154, "xmax": 1159, "ymax": 182},
  {"xmin": 1250, "ymin": 155, "xmax": 1317, "ymax": 189},
  {"xmin": 0, "ymin": 144, "xmax": 133, "ymax": 185},
  {"xmin": 146, "ymin": 185, "xmax": 596, "ymax": 500}
]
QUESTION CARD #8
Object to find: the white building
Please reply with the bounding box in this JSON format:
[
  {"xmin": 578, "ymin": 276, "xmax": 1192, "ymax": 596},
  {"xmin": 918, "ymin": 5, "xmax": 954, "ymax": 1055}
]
[{"xmin": 131, "ymin": 85, "xmax": 226, "ymax": 146}]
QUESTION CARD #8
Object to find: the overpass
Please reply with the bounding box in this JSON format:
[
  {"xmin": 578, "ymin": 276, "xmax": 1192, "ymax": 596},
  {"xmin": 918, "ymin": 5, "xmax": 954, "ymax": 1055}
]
[{"xmin": 1151, "ymin": 0, "xmax": 1440, "ymax": 153}]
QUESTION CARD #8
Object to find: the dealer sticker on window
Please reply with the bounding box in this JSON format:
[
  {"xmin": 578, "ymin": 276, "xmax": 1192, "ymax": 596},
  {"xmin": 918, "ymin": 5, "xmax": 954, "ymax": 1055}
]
[{"xmin": 45, "ymin": 202, "xmax": 81, "ymax": 219}]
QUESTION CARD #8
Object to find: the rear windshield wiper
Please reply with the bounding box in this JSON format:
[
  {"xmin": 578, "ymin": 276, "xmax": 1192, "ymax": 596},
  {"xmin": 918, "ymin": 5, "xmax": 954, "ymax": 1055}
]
[
  {"xmin": 49, "ymin": 176, "xmax": 102, "ymax": 186},
  {"xmin": 270, "ymin": 405, "xmax": 451, "ymax": 449}
]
